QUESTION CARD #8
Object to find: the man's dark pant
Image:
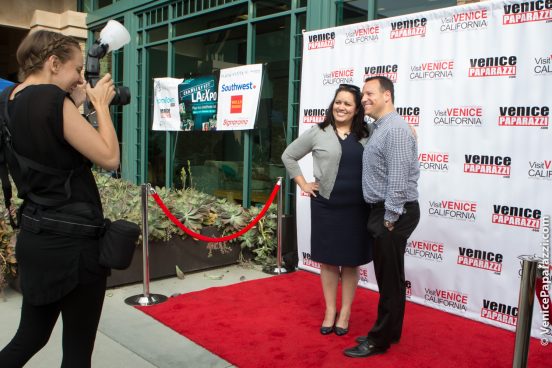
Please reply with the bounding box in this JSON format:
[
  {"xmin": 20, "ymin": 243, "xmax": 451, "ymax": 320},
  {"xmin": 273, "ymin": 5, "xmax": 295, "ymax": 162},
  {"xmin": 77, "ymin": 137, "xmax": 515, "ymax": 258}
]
[{"xmin": 366, "ymin": 201, "xmax": 420, "ymax": 348}]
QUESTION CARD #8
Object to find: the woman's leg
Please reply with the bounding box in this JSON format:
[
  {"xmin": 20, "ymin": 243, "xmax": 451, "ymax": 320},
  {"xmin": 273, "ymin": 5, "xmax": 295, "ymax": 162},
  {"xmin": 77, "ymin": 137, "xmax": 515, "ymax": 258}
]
[
  {"xmin": 59, "ymin": 277, "xmax": 107, "ymax": 368},
  {"xmin": 336, "ymin": 266, "xmax": 359, "ymax": 329},
  {"xmin": 0, "ymin": 299, "xmax": 60, "ymax": 368},
  {"xmin": 320, "ymin": 263, "xmax": 340, "ymax": 327}
]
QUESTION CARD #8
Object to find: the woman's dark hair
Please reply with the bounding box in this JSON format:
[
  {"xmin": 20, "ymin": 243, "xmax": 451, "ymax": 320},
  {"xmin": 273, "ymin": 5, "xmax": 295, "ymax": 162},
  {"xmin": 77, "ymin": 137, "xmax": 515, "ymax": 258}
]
[
  {"xmin": 318, "ymin": 84, "xmax": 368, "ymax": 140},
  {"xmin": 16, "ymin": 30, "xmax": 81, "ymax": 80}
]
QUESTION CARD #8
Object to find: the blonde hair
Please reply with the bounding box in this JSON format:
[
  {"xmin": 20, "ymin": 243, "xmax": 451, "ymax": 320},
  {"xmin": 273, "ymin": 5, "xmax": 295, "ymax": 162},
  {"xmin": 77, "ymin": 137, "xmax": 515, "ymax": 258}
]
[{"xmin": 16, "ymin": 30, "xmax": 81, "ymax": 80}]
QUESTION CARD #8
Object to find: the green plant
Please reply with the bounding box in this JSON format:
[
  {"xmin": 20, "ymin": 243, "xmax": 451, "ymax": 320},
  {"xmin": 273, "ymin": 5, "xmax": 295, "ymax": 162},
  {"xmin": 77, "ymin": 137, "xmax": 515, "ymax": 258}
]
[
  {"xmin": 0, "ymin": 215, "xmax": 17, "ymax": 291},
  {"xmin": 94, "ymin": 172, "xmax": 279, "ymax": 266}
]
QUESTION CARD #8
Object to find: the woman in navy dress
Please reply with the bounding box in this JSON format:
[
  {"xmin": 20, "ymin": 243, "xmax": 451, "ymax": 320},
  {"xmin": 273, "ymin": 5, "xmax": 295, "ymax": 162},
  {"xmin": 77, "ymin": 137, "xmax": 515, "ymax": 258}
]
[{"xmin": 282, "ymin": 84, "xmax": 372, "ymax": 336}]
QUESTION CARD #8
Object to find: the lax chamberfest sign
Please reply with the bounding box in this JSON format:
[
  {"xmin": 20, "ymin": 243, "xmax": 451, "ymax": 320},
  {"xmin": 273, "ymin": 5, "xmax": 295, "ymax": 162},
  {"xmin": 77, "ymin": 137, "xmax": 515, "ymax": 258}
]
[{"xmin": 296, "ymin": 0, "xmax": 551, "ymax": 339}]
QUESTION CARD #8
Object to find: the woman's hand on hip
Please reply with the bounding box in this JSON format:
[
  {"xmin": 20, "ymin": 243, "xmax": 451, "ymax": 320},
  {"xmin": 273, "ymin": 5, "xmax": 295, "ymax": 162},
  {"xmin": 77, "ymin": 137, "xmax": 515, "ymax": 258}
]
[{"xmin": 300, "ymin": 182, "xmax": 319, "ymax": 197}]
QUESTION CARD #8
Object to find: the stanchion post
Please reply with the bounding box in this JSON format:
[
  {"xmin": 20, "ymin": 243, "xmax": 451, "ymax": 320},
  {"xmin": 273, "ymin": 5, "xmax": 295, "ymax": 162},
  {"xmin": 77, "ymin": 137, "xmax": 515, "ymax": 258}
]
[
  {"xmin": 273, "ymin": 177, "xmax": 287, "ymax": 275},
  {"xmin": 512, "ymin": 255, "xmax": 540, "ymax": 368},
  {"xmin": 125, "ymin": 184, "xmax": 168, "ymax": 306}
]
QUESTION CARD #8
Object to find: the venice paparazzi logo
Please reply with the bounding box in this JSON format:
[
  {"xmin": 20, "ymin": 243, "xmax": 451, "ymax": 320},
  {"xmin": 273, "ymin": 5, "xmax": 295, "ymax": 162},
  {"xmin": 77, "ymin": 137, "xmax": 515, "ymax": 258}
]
[
  {"xmin": 527, "ymin": 159, "xmax": 552, "ymax": 180},
  {"xmin": 503, "ymin": 1, "xmax": 552, "ymax": 25},
  {"xmin": 468, "ymin": 56, "xmax": 517, "ymax": 78},
  {"xmin": 498, "ymin": 105, "xmax": 549, "ymax": 127},
  {"xmin": 397, "ymin": 106, "xmax": 420, "ymax": 126},
  {"xmin": 440, "ymin": 8, "xmax": 488, "ymax": 32},
  {"xmin": 533, "ymin": 53, "xmax": 552, "ymax": 76},
  {"xmin": 457, "ymin": 247, "xmax": 503, "ymax": 273},
  {"xmin": 481, "ymin": 299, "xmax": 518, "ymax": 326},
  {"xmin": 428, "ymin": 199, "xmax": 477, "ymax": 222},
  {"xmin": 303, "ymin": 107, "xmax": 326, "ymax": 124},
  {"xmin": 434, "ymin": 106, "xmax": 483, "ymax": 127},
  {"xmin": 390, "ymin": 17, "xmax": 427, "ymax": 39},
  {"xmin": 364, "ymin": 64, "xmax": 398, "ymax": 82},
  {"xmin": 307, "ymin": 31, "xmax": 335, "ymax": 50},
  {"xmin": 425, "ymin": 288, "xmax": 468, "ymax": 312},
  {"xmin": 418, "ymin": 152, "xmax": 449, "ymax": 172},
  {"xmin": 409, "ymin": 60, "xmax": 454, "ymax": 80},
  {"xmin": 492, "ymin": 204, "xmax": 541, "ymax": 230},
  {"xmin": 463, "ymin": 154, "xmax": 512, "ymax": 177},
  {"xmin": 406, "ymin": 240, "xmax": 444, "ymax": 262},
  {"xmin": 345, "ymin": 25, "xmax": 380, "ymax": 45},
  {"xmin": 301, "ymin": 252, "xmax": 320, "ymax": 269},
  {"xmin": 322, "ymin": 68, "xmax": 354, "ymax": 86}
]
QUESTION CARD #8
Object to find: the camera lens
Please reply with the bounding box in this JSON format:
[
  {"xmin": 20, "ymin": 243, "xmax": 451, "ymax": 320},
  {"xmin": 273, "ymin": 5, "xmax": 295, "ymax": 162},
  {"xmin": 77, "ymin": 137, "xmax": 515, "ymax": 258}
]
[{"xmin": 112, "ymin": 86, "xmax": 131, "ymax": 106}]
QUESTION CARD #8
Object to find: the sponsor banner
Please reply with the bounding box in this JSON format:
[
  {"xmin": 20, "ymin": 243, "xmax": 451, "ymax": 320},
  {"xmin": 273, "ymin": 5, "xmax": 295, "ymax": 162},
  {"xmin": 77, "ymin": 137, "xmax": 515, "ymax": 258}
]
[
  {"xmin": 424, "ymin": 288, "xmax": 469, "ymax": 312},
  {"xmin": 491, "ymin": 204, "xmax": 542, "ymax": 230},
  {"xmin": 440, "ymin": 8, "xmax": 489, "ymax": 33},
  {"xmin": 498, "ymin": 105, "xmax": 549, "ymax": 127},
  {"xmin": 216, "ymin": 64, "xmax": 263, "ymax": 130},
  {"xmin": 397, "ymin": 106, "xmax": 421, "ymax": 126},
  {"xmin": 527, "ymin": 159, "xmax": 552, "ymax": 180},
  {"xmin": 502, "ymin": 1, "xmax": 552, "ymax": 25},
  {"xmin": 418, "ymin": 152, "xmax": 449, "ymax": 172},
  {"xmin": 407, "ymin": 240, "xmax": 445, "ymax": 262},
  {"xmin": 457, "ymin": 247, "xmax": 504, "ymax": 274},
  {"xmin": 152, "ymin": 78, "xmax": 184, "ymax": 131},
  {"xmin": 433, "ymin": 106, "xmax": 483, "ymax": 127},
  {"xmin": 532, "ymin": 53, "xmax": 552, "ymax": 76},
  {"xmin": 463, "ymin": 154, "xmax": 512, "ymax": 177},
  {"xmin": 297, "ymin": 0, "xmax": 552, "ymax": 338},
  {"xmin": 480, "ymin": 299, "xmax": 518, "ymax": 326},
  {"xmin": 178, "ymin": 75, "xmax": 218, "ymax": 131}
]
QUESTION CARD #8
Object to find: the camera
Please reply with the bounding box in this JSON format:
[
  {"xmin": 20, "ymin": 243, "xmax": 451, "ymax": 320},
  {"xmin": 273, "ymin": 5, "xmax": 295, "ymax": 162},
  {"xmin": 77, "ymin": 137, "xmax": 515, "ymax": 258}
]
[{"xmin": 84, "ymin": 20, "xmax": 131, "ymax": 106}]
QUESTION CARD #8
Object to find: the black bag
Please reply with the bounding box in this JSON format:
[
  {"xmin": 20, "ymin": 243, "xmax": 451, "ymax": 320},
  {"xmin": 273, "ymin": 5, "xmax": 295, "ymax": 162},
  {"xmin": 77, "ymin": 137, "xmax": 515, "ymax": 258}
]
[{"xmin": 99, "ymin": 219, "xmax": 140, "ymax": 270}]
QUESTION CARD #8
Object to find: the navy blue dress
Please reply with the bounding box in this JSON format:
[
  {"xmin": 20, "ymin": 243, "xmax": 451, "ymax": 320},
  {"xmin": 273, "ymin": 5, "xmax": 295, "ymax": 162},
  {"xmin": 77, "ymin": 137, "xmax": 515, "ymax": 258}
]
[{"xmin": 310, "ymin": 133, "xmax": 372, "ymax": 266}]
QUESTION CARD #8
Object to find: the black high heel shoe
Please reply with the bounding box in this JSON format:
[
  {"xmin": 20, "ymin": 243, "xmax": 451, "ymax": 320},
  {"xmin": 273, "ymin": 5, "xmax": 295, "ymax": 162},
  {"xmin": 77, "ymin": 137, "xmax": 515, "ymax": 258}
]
[
  {"xmin": 320, "ymin": 313, "xmax": 337, "ymax": 335},
  {"xmin": 335, "ymin": 313, "xmax": 349, "ymax": 336},
  {"xmin": 334, "ymin": 326, "xmax": 349, "ymax": 336}
]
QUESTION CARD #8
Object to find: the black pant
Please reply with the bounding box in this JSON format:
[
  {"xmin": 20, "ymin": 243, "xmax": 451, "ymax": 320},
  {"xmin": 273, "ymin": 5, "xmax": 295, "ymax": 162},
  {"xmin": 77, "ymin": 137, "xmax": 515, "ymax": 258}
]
[
  {"xmin": 0, "ymin": 277, "xmax": 106, "ymax": 368},
  {"xmin": 366, "ymin": 201, "xmax": 420, "ymax": 348}
]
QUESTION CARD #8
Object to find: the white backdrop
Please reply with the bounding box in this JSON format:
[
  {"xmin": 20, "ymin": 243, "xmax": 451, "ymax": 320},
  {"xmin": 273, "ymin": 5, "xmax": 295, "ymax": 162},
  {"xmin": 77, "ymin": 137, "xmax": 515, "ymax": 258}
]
[{"xmin": 296, "ymin": 0, "xmax": 551, "ymax": 338}]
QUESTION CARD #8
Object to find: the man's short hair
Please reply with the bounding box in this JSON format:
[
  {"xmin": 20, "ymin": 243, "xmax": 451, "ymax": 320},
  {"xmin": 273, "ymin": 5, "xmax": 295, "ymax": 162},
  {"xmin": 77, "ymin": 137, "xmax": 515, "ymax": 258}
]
[{"xmin": 364, "ymin": 76, "xmax": 395, "ymax": 104}]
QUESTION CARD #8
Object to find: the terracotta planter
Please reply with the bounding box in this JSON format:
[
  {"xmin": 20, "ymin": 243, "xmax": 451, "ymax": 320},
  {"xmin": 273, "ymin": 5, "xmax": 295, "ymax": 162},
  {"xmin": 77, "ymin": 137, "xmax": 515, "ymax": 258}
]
[{"xmin": 107, "ymin": 227, "xmax": 241, "ymax": 288}]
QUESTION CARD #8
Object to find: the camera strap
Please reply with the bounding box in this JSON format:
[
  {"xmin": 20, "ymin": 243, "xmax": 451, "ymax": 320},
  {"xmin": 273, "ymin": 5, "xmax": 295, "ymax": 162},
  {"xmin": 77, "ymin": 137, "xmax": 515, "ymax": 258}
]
[{"xmin": 0, "ymin": 85, "xmax": 81, "ymax": 227}]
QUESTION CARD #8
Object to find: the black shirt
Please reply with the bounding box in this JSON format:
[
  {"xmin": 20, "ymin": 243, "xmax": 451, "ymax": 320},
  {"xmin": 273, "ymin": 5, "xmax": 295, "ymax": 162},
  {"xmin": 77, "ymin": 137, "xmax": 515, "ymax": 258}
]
[{"xmin": 8, "ymin": 84, "xmax": 107, "ymax": 305}]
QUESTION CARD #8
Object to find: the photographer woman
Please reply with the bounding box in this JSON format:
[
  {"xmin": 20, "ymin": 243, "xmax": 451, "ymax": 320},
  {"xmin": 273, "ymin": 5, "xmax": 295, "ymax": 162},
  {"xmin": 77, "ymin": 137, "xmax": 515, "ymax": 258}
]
[{"xmin": 0, "ymin": 30, "xmax": 119, "ymax": 367}]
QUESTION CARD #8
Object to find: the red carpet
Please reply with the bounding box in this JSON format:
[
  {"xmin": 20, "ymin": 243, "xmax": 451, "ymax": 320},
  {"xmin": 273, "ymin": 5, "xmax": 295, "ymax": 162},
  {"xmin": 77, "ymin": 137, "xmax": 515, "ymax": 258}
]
[{"xmin": 137, "ymin": 271, "xmax": 549, "ymax": 368}]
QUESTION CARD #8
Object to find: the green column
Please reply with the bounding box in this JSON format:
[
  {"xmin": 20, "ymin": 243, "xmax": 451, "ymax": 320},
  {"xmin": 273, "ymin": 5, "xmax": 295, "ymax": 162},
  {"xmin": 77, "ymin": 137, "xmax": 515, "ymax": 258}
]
[{"xmin": 306, "ymin": 0, "xmax": 337, "ymax": 31}]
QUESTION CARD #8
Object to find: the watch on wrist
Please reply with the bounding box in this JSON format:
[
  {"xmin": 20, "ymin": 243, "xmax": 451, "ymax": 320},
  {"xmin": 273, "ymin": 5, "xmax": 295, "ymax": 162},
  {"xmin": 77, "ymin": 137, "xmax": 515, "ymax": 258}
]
[{"xmin": 384, "ymin": 220, "xmax": 394, "ymax": 228}]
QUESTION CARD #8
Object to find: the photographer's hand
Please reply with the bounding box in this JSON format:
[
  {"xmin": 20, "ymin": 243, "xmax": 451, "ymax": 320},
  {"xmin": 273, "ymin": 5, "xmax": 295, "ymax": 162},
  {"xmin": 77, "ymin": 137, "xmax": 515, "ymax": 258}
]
[
  {"xmin": 63, "ymin": 73, "xmax": 120, "ymax": 171},
  {"xmin": 86, "ymin": 73, "xmax": 116, "ymax": 108}
]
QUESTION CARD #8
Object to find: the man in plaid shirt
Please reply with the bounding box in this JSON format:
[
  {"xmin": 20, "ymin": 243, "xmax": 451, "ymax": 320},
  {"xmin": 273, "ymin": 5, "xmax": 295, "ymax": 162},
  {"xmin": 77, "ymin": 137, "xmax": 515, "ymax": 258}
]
[{"xmin": 345, "ymin": 76, "xmax": 420, "ymax": 358}]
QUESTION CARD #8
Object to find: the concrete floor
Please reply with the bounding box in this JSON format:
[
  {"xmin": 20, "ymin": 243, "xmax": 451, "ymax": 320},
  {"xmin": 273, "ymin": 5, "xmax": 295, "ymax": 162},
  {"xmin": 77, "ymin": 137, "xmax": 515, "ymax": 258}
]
[{"xmin": 0, "ymin": 264, "xmax": 273, "ymax": 368}]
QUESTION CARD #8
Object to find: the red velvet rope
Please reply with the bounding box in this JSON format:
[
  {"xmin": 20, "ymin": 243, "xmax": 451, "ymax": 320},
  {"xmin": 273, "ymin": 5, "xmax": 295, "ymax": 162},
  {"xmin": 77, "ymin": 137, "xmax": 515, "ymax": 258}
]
[{"xmin": 150, "ymin": 181, "xmax": 281, "ymax": 242}]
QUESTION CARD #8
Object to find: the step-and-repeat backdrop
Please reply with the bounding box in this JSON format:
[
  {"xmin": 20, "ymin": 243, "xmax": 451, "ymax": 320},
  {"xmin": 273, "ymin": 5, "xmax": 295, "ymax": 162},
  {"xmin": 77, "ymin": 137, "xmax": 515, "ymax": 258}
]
[{"xmin": 296, "ymin": 0, "xmax": 551, "ymax": 339}]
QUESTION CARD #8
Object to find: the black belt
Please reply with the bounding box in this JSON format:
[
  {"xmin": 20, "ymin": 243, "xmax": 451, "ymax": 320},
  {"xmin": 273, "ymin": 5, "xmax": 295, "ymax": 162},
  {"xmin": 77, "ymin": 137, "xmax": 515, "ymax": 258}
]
[{"xmin": 20, "ymin": 202, "xmax": 105, "ymax": 239}]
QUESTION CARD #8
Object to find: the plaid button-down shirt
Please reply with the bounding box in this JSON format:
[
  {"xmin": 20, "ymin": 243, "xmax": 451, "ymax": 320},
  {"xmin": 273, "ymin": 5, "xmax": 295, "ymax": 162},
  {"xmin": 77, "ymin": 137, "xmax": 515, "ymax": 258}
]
[{"xmin": 362, "ymin": 111, "xmax": 419, "ymax": 222}]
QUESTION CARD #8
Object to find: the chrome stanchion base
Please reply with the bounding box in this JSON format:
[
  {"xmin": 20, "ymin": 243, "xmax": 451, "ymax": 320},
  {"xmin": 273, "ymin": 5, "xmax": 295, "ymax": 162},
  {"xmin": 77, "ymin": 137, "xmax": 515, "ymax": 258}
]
[
  {"xmin": 272, "ymin": 267, "xmax": 288, "ymax": 274},
  {"xmin": 124, "ymin": 293, "xmax": 168, "ymax": 306},
  {"xmin": 262, "ymin": 265, "xmax": 296, "ymax": 275}
]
